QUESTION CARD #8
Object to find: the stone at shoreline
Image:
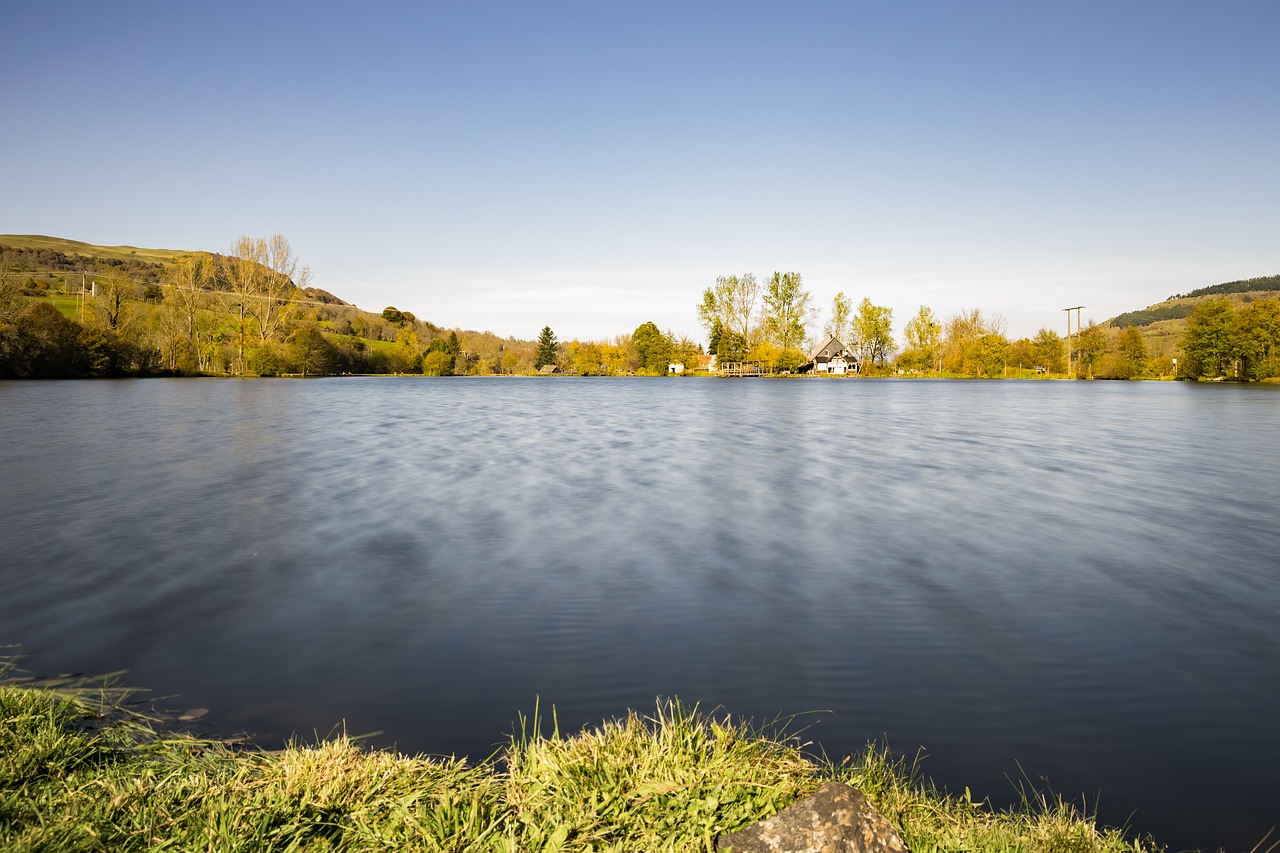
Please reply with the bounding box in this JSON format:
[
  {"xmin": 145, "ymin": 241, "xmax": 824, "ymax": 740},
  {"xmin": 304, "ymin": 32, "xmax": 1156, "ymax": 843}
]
[{"xmin": 716, "ymin": 781, "xmax": 909, "ymax": 853}]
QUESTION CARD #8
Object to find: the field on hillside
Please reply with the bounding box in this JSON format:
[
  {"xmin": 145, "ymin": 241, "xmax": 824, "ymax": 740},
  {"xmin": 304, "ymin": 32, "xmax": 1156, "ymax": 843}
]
[{"xmin": 0, "ymin": 234, "xmax": 191, "ymax": 265}]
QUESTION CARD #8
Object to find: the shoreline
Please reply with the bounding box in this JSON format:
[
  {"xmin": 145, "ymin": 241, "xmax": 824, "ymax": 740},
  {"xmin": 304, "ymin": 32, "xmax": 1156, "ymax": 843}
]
[{"xmin": 0, "ymin": 667, "xmax": 1167, "ymax": 852}]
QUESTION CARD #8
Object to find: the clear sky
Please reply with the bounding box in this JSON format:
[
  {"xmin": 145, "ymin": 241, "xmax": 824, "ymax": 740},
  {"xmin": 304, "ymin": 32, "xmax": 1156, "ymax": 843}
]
[{"xmin": 4, "ymin": 1, "xmax": 1277, "ymax": 344}]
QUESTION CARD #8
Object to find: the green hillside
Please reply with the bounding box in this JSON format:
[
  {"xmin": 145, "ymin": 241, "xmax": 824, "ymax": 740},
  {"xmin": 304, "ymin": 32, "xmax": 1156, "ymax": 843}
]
[
  {"xmin": 1, "ymin": 234, "xmax": 540, "ymax": 378},
  {"xmin": 1097, "ymin": 274, "xmax": 1280, "ymax": 381},
  {"xmin": 0, "ymin": 234, "xmax": 191, "ymax": 265},
  {"xmin": 1109, "ymin": 274, "xmax": 1280, "ymax": 329}
]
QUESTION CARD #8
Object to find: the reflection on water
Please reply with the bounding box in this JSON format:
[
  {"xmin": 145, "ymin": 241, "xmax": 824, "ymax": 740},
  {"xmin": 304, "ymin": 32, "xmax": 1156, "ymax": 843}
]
[{"xmin": 3, "ymin": 377, "xmax": 1279, "ymax": 851}]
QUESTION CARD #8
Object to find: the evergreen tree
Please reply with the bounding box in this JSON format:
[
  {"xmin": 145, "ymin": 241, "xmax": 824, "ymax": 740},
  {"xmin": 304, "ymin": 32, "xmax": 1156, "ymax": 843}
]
[
  {"xmin": 534, "ymin": 325, "xmax": 558, "ymax": 369},
  {"xmin": 708, "ymin": 317, "xmax": 724, "ymax": 357},
  {"xmin": 632, "ymin": 321, "xmax": 673, "ymax": 374}
]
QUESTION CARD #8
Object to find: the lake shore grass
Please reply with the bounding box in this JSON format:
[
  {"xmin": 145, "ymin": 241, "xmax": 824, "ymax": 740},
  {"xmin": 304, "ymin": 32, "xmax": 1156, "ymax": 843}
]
[{"xmin": 1, "ymin": 667, "xmax": 1161, "ymax": 852}]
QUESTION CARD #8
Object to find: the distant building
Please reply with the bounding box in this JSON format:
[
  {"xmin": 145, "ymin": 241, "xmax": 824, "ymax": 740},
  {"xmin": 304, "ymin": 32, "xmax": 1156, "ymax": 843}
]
[
  {"xmin": 538, "ymin": 364, "xmax": 561, "ymax": 374},
  {"xmin": 668, "ymin": 362, "xmax": 685, "ymax": 374},
  {"xmin": 808, "ymin": 336, "xmax": 858, "ymax": 375}
]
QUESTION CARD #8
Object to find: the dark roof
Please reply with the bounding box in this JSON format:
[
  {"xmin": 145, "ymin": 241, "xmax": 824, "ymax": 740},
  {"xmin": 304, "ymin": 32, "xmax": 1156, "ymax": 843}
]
[{"xmin": 810, "ymin": 336, "xmax": 850, "ymax": 361}]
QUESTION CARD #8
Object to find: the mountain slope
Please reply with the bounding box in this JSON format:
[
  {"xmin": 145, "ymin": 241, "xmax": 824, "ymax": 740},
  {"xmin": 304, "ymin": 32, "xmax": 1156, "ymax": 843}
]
[{"xmin": 1108, "ymin": 274, "xmax": 1280, "ymax": 330}]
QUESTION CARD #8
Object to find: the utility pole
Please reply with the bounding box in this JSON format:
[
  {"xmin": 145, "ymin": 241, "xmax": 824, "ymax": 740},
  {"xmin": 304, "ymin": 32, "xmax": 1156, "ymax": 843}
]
[{"xmin": 1063, "ymin": 306, "xmax": 1084, "ymax": 378}]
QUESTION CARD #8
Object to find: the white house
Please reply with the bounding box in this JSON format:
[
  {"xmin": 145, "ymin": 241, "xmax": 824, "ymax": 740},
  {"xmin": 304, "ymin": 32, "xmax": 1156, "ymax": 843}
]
[{"xmin": 809, "ymin": 336, "xmax": 859, "ymax": 375}]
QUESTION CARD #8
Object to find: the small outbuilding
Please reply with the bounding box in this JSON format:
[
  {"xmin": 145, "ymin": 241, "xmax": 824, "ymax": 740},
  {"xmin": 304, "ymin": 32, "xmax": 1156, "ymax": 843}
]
[{"xmin": 538, "ymin": 364, "xmax": 561, "ymax": 374}]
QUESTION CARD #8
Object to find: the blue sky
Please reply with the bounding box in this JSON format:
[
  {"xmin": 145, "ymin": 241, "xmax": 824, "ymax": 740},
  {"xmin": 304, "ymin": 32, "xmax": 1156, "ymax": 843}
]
[{"xmin": 4, "ymin": 1, "xmax": 1277, "ymax": 343}]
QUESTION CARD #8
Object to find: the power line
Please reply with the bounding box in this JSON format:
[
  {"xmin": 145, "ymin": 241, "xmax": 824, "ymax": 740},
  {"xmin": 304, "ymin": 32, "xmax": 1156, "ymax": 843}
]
[{"xmin": 1062, "ymin": 305, "xmax": 1084, "ymax": 379}]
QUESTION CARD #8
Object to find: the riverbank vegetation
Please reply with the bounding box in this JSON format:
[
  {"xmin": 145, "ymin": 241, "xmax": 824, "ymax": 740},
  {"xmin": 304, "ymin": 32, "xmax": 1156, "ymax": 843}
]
[
  {"xmin": 4, "ymin": 235, "xmax": 1277, "ymax": 381},
  {"xmin": 0, "ymin": 237, "xmax": 698, "ymax": 379},
  {"xmin": 0, "ymin": 666, "xmax": 1159, "ymax": 852}
]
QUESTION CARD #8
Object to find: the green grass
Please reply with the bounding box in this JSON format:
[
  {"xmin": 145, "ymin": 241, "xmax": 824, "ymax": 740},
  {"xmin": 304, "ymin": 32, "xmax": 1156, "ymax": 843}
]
[
  {"xmin": 0, "ymin": 664, "xmax": 1164, "ymax": 852},
  {"xmin": 45, "ymin": 294, "xmax": 84, "ymax": 319}
]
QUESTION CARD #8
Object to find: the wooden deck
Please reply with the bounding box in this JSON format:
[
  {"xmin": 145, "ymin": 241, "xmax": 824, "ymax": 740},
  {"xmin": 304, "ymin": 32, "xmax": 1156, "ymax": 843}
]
[{"xmin": 717, "ymin": 361, "xmax": 767, "ymax": 377}]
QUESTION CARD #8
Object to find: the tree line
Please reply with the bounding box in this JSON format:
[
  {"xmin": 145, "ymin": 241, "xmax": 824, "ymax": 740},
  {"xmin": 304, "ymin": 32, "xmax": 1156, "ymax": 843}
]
[
  {"xmin": 0, "ymin": 235, "xmax": 710, "ymax": 379},
  {"xmin": 2, "ymin": 235, "xmax": 549, "ymax": 378},
  {"xmin": 1179, "ymin": 296, "xmax": 1280, "ymax": 380},
  {"xmin": 691, "ymin": 272, "xmax": 1184, "ymax": 380},
  {"xmin": 5, "ymin": 237, "xmax": 1276, "ymax": 380}
]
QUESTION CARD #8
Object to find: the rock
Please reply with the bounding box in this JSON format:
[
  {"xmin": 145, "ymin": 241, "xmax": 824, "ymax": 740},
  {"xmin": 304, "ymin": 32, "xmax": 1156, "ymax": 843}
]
[{"xmin": 716, "ymin": 782, "xmax": 909, "ymax": 853}]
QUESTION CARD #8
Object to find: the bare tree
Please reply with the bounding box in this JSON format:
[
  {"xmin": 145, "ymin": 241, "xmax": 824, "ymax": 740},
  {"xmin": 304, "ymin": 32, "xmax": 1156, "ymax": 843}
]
[
  {"xmin": 257, "ymin": 234, "xmax": 304, "ymax": 344},
  {"xmin": 160, "ymin": 254, "xmax": 217, "ymax": 371},
  {"xmin": 92, "ymin": 269, "xmax": 134, "ymax": 331},
  {"xmin": 225, "ymin": 236, "xmax": 268, "ymax": 373}
]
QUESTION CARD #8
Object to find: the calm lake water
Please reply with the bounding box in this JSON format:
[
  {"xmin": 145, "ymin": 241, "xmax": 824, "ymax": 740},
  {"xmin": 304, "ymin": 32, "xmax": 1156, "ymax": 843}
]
[{"xmin": 2, "ymin": 377, "xmax": 1278, "ymax": 850}]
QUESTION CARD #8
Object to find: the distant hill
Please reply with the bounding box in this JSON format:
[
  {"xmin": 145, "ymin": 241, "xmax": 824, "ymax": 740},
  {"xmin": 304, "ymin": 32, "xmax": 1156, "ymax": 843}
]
[
  {"xmin": 1166, "ymin": 274, "xmax": 1280, "ymax": 302},
  {"xmin": 1109, "ymin": 274, "xmax": 1280, "ymax": 329},
  {"xmin": 0, "ymin": 234, "xmax": 190, "ymax": 266}
]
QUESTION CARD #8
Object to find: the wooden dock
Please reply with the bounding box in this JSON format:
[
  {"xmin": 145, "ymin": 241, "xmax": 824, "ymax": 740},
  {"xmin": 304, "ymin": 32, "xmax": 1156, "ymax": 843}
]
[{"xmin": 717, "ymin": 361, "xmax": 767, "ymax": 377}]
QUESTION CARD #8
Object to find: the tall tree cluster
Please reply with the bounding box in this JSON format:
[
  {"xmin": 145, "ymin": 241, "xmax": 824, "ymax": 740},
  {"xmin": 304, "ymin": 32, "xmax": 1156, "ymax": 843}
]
[
  {"xmin": 0, "ymin": 301, "xmax": 158, "ymax": 378},
  {"xmin": 697, "ymin": 274, "xmax": 758, "ymax": 362},
  {"xmin": 1181, "ymin": 296, "xmax": 1280, "ymax": 379},
  {"xmin": 850, "ymin": 298, "xmax": 895, "ymax": 369},
  {"xmin": 698, "ymin": 271, "xmax": 815, "ymax": 369},
  {"xmin": 898, "ymin": 306, "xmax": 941, "ymax": 372},
  {"xmin": 224, "ymin": 234, "xmax": 308, "ymax": 374},
  {"xmin": 940, "ymin": 309, "xmax": 1008, "ymax": 377}
]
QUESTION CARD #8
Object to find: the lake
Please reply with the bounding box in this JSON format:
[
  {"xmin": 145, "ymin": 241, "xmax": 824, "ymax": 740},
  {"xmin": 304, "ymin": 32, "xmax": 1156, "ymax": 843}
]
[{"xmin": 2, "ymin": 377, "xmax": 1277, "ymax": 851}]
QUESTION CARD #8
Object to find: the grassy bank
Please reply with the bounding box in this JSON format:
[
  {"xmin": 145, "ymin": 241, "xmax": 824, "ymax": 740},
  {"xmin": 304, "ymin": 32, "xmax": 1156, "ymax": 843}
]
[{"xmin": 0, "ymin": 670, "xmax": 1157, "ymax": 852}]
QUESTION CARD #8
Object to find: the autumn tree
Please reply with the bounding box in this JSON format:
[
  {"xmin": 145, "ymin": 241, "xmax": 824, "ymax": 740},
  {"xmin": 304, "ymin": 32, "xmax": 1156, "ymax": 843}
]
[
  {"xmin": 1180, "ymin": 298, "xmax": 1236, "ymax": 378},
  {"xmin": 1235, "ymin": 298, "xmax": 1280, "ymax": 380},
  {"xmin": 604, "ymin": 338, "xmax": 634, "ymax": 373},
  {"xmin": 851, "ymin": 298, "xmax": 894, "ymax": 369},
  {"xmin": 92, "ymin": 269, "xmax": 134, "ymax": 331},
  {"xmin": 422, "ymin": 332, "xmax": 461, "ymax": 376},
  {"xmin": 942, "ymin": 309, "xmax": 1007, "ymax": 376},
  {"xmin": 670, "ymin": 333, "xmax": 704, "ymax": 372},
  {"xmin": 973, "ymin": 334, "xmax": 1010, "ymax": 378},
  {"xmin": 900, "ymin": 305, "xmax": 941, "ymax": 372},
  {"xmin": 567, "ymin": 340, "xmax": 602, "ymax": 376},
  {"xmin": 221, "ymin": 233, "xmax": 308, "ymax": 373},
  {"xmin": 698, "ymin": 274, "xmax": 758, "ymax": 360},
  {"xmin": 161, "ymin": 253, "xmax": 215, "ymax": 372},
  {"xmin": 385, "ymin": 326, "xmax": 420, "ymax": 373},
  {"xmin": 256, "ymin": 233, "xmax": 307, "ymax": 344},
  {"xmin": 1115, "ymin": 326, "xmax": 1147, "ymax": 379},
  {"xmin": 761, "ymin": 271, "xmax": 813, "ymax": 357},
  {"xmin": 824, "ymin": 292, "xmax": 853, "ymax": 345},
  {"xmin": 288, "ymin": 323, "xmax": 338, "ymax": 376},
  {"xmin": 225, "ymin": 236, "xmax": 267, "ymax": 373},
  {"xmin": 1008, "ymin": 338, "xmax": 1035, "ymax": 371},
  {"xmin": 1031, "ymin": 328, "xmax": 1067, "ymax": 374},
  {"xmin": 0, "ymin": 274, "xmax": 27, "ymax": 325}
]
